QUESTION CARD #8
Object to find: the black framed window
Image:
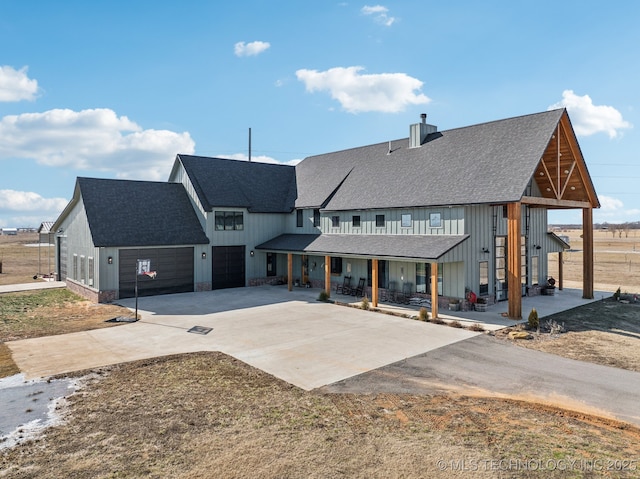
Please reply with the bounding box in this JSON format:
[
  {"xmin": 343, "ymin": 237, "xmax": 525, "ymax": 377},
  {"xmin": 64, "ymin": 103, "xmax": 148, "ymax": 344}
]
[
  {"xmin": 352, "ymin": 215, "xmax": 361, "ymax": 228},
  {"xmin": 296, "ymin": 209, "xmax": 303, "ymax": 227},
  {"xmin": 215, "ymin": 211, "xmax": 244, "ymax": 230},
  {"xmin": 313, "ymin": 209, "xmax": 320, "ymax": 227},
  {"xmin": 331, "ymin": 216, "xmax": 340, "ymax": 228},
  {"xmin": 330, "ymin": 257, "xmax": 342, "ymax": 275},
  {"xmin": 375, "ymin": 214, "xmax": 385, "ymax": 227}
]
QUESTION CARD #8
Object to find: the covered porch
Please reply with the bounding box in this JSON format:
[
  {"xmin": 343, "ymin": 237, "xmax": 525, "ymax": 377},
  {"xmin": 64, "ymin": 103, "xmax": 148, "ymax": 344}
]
[{"xmin": 256, "ymin": 233, "xmax": 469, "ymax": 319}]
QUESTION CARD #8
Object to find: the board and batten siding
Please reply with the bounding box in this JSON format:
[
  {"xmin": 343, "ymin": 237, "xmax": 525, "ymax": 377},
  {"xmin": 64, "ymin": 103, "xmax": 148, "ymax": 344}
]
[
  {"xmin": 205, "ymin": 209, "xmax": 288, "ymax": 282},
  {"xmin": 284, "ymin": 209, "xmax": 321, "ymax": 234},
  {"xmin": 319, "ymin": 207, "xmax": 465, "ymax": 235},
  {"xmin": 169, "ymin": 165, "xmax": 207, "ymax": 221},
  {"xmin": 56, "ymin": 199, "xmax": 102, "ymax": 293}
]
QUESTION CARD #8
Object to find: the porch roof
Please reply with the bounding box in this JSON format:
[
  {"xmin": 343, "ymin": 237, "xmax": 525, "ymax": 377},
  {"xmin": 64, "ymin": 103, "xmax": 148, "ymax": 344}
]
[{"xmin": 255, "ymin": 233, "xmax": 469, "ymax": 261}]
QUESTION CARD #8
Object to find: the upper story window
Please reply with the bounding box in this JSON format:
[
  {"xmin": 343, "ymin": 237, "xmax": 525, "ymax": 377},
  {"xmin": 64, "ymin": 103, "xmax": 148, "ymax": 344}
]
[
  {"xmin": 331, "ymin": 216, "xmax": 340, "ymax": 228},
  {"xmin": 296, "ymin": 209, "xmax": 303, "ymax": 228},
  {"xmin": 376, "ymin": 214, "xmax": 385, "ymax": 228},
  {"xmin": 401, "ymin": 214, "xmax": 412, "ymax": 227},
  {"xmin": 313, "ymin": 209, "xmax": 321, "ymax": 227},
  {"xmin": 429, "ymin": 212, "xmax": 442, "ymax": 228},
  {"xmin": 215, "ymin": 211, "xmax": 244, "ymax": 230},
  {"xmin": 352, "ymin": 215, "xmax": 361, "ymax": 228}
]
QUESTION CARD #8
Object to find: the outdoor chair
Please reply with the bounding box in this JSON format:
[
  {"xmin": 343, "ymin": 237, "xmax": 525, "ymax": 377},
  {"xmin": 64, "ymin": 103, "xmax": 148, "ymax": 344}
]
[
  {"xmin": 351, "ymin": 277, "xmax": 366, "ymax": 298},
  {"xmin": 336, "ymin": 276, "xmax": 352, "ymax": 295},
  {"xmin": 397, "ymin": 282, "xmax": 413, "ymax": 304},
  {"xmin": 383, "ymin": 281, "xmax": 398, "ymax": 302}
]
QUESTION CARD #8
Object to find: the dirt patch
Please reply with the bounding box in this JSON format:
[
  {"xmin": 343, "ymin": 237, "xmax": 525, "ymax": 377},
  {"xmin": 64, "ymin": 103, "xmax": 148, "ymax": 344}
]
[
  {"xmin": 494, "ymin": 297, "xmax": 640, "ymax": 372},
  {"xmin": 1, "ymin": 352, "xmax": 638, "ymax": 478}
]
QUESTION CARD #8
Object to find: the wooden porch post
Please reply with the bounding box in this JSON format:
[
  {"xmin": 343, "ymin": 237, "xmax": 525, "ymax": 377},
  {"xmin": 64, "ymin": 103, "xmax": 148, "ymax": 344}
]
[
  {"xmin": 507, "ymin": 202, "xmax": 522, "ymax": 319},
  {"xmin": 372, "ymin": 258, "xmax": 378, "ymax": 307},
  {"xmin": 287, "ymin": 253, "xmax": 293, "ymax": 291},
  {"xmin": 430, "ymin": 261, "xmax": 438, "ymax": 319},
  {"xmin": 325, "ymin": 255, "xmax": 331, "ymax": 298},
  {"xmin": 558, "ymin": 251, "xmax": 564, "ymax": 291},
  {"xmin": 583, "ymin": 208, "xmax": 594, "ymax": 299}
]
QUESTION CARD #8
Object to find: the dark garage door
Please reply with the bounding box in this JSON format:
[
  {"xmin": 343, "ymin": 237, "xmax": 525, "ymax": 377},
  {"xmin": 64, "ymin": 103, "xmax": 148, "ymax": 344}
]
[
  {"xmin": 119, "ymin": 247, "xmax": 194, "ymax": 299},
  {"xmin": 212, "ymin": 245, "xmax": 245, "ymax": 289}
]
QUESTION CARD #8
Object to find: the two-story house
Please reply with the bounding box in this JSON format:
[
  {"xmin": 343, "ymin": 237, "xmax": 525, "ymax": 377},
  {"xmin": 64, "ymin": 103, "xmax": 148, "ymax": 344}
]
[{"xmin": 52, "ymin": 108, "xmax": 599, "ymax": 319}]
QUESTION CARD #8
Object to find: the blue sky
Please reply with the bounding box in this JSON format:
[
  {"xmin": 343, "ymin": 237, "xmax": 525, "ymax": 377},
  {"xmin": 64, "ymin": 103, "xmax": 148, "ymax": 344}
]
[{"xmin": 1, "ymin": 1, "xmax": 638, "ymax": 228}]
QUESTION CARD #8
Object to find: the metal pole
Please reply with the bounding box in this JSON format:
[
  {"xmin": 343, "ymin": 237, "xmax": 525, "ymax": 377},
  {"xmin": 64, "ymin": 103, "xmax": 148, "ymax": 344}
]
[
  {"xmin": 135, "ymin": 262, "xmax": 139, "ymax": 321},
  {"xmin": 248, "ymin": 127, "xmax": 252, "ymax": 162}
]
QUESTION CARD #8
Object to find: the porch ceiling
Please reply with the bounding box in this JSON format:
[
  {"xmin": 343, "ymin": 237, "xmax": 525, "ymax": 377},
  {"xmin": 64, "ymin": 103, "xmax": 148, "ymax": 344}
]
[{"xmin": 255, "ymin": 233, "xmax": 469, "ymax": 262}]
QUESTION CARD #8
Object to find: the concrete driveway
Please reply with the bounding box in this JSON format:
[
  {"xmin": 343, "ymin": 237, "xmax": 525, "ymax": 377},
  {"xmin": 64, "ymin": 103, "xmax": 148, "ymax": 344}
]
[{"xmin": 7, "ymin": 286, "xmax": 477, "ymax": 390}]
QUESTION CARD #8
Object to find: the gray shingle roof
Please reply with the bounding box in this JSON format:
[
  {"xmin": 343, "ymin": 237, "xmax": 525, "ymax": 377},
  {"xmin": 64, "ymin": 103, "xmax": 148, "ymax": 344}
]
[
  {"xmin": 295, "ymin": 109, "xmax": 565, "ymax": 210},
  {"xmin": 256, "ymin": 233, "xmax": 469, "ymax": 261},
  {"xmin": 78, "ymin": 177, "xmax": 209, "ymax": 247},
  {"xmin": 177, "ymin": 155, "xmax": 297, "ymax": 213}
]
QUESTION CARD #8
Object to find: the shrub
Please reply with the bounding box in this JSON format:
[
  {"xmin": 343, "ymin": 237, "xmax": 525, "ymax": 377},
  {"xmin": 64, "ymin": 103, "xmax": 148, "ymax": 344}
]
[
  {"xmin": 418, "ymin": 307, "xmax": 429, "ymax": 321},
  {"xmin": 613, "ymin": 287, "xmax": 621, "ymax": 300},
  {"xmin": 317, "ymin": 290, "xmax": 329, "ymax": 302},
  {"xmin": 468, "ymin": 323, "xmax": 485, "ymax": 332},
  {"xmin": 361, "ymin": 296, "xmax": 370, "ymax": 310},
  {"xmin": 448, "ymin": 320, "xmax": 464, "ymax": 328},
  {"xmin": 528, "ymin": 308, "xmax": 539, "ymax": 331},
  {"xmin": 545, "ymin": 319, "xmax": 566, "ymax": 335},
  {"xmin": 430, "ymin": 316, "xmax": 445, "ymax": 325}
]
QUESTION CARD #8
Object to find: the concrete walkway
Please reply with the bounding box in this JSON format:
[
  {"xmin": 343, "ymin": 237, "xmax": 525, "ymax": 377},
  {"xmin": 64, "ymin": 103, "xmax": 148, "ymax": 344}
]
[
  {"xmin": 336, "ymin": 286, "xmax": 612, "ymax": 331},
  {"xmin": 7, "ymin": 286, "xmax": 477, "ymax": 390},
  {"xmin": 0, "ymin": 281, "xmax": 66, "ymax": 294}
]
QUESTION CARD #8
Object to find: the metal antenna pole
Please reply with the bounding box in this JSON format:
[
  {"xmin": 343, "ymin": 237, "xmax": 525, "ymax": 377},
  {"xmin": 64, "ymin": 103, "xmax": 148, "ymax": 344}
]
[{"xmin": 248, "ymin": 127, "xmax": 252, "ymax": 162}]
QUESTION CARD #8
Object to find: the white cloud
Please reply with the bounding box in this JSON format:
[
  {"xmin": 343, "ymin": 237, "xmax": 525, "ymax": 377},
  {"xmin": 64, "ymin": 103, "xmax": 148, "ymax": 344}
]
[
  {"xmin": 296, "ymin": 66, "xmax": 430, "ymax": 113},
  {"xmin": 0, "ymin": 190, "xmax": 69, "ymax": 228},
  {"xmin": 0, "ymin": 108, "xmax": 195, "ymax": 180},
  {"xmin": 599, "ymin": 195, "xmax": 624, "ymax": 212},
  {"xmin": 591, "ymin": 195, "xmax": 640, "ymax": 224},
  {"xmin": 0, "ymin": 66, "xmax": 39, "ymax": 102},
  {"xmin": 549, "ymin": 90, "xmax": 632, "ymax": 138},
  {"xmin": 219, "ymin": 152, "xmax": 301, "ymax": 166},
  {"xmin": 361, "ymin": 5, "xmax": 397, "ymax": 26},
  {"xmin": 234, "ymin": 41, "xmax": 271, "ymax": 57}
]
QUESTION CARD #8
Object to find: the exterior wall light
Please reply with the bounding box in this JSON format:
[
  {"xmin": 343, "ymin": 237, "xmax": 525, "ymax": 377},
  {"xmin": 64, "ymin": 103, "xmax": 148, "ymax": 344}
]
[
  {"xmin": 202, "ymin": 252, "xmax": 207, "ymax": 259},
  {"xmin": 108, "ymin": 256, "xmax": 113, "ymax": 264},
  {"xmin": 250, "ymin": 250, "xmax": 255, "ymax": 257}
]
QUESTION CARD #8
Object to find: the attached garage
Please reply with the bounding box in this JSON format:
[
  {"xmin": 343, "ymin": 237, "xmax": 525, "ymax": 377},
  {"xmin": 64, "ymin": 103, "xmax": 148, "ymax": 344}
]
[
  {"xmin": 119, "ymin": 247, "xmax": 195, "ymax": 298},
  {"xmin": 212, "ymin": 245, "xmax": 245, "ymax": 289}
]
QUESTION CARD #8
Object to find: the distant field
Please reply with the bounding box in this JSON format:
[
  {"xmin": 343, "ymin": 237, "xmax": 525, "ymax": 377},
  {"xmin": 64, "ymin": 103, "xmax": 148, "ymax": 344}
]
[
  {"xmin": 548, "ymin": 228, "xmax": 640, "ymax": 294},
  {"xmin": 3, "ymin": 229, "xmax": 638, "ymax": 293},
  {"xmin": 0, "ymin": 232, "xmax": 48, "ymax": 286}
]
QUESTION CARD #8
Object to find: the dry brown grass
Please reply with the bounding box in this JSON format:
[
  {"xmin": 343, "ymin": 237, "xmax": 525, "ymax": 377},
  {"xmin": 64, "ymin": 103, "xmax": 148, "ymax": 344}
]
[
  {"xmin": 1, "ymin": 352, "xmax": 639, "ymax": 479},
  {"xmin": 0, "ymin": 232, "xmax": 48, "ymax": 286},
  {"xmin": 549, "ymin": 228, "xmax": 640, "ymax": 292}
]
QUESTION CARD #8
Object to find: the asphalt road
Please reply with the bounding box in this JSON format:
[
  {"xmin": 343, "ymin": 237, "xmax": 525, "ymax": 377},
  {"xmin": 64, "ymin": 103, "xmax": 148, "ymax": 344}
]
[{"xmin": 320, "ymin": 334, "xmax": 640, "ymax": 427}]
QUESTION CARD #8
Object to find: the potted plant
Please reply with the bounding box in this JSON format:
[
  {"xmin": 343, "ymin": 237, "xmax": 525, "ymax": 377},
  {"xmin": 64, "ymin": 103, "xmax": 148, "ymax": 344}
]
[
  {"xmin": 448, "ymin": 298, "xmax": 461, "ymax": 311},
  {"xmin": 474, "ymin": 297, "xmax": 488, "ymax": 312},
  {"xmin": 542, "ymin": 277, "xmax": 556, "ymax": 295}
]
